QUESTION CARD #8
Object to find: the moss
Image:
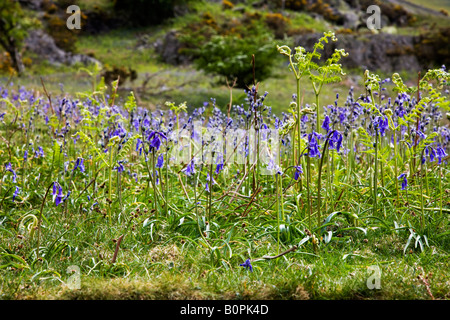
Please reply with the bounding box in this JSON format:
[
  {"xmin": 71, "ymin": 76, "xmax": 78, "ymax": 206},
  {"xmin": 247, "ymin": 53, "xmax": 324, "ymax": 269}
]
[
  {"xmin": 265, "ymin": 13, "xmax": 291, "ymax": 39},
  {"xmin": 222, "ymin": 0, "xmax": 234, "ymax": 10}
]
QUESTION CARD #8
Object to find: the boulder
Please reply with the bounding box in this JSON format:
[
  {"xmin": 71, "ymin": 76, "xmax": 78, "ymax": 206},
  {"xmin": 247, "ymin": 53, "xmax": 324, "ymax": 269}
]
[
  {"xmin": 294, "ymin": 32, "xmax": 421, "ymax": 72},
  {"xmin": 154, "ymin": 30, "xmax": 192, "ymax": 65},
  {"xmin": 24, "ymin": 30, "xmax": 101, "ymax": 67}
]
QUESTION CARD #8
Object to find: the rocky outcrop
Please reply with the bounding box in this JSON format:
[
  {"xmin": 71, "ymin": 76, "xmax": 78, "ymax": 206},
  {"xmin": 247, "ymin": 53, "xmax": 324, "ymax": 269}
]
[
  {"xmin": 24, "ymin": 30, "xmax": 101, "ymax": 67},
  {"xmin": 153, "ymin": 30, "xmax": 192, "ymax": 65},
  {"xmin": 294, "ymin": 32, "xmax": 422, "ymax": 72}
]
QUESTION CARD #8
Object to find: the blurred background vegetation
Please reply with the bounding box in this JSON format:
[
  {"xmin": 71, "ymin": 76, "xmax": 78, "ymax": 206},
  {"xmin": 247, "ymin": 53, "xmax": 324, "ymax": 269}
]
[{"xmin": 0, "ymin": 0, "xmax": 449, "ymax": 113}]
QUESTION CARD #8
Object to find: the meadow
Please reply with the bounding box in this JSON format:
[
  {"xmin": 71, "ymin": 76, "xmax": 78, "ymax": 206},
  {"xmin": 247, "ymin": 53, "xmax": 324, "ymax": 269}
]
[{"xmin": 0, "ymin": 31, "xmax": 449, "ymax": 301}]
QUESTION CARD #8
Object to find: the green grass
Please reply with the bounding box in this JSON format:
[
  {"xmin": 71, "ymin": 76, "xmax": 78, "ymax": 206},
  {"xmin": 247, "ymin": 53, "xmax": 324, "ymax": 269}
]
[
  {"xmin": 2, "ymin": 223, "xmax": 449, "ymax": 300},
  {"xmin": 408, "ymin": 0, "xmax": 450, "ymax": 12}
]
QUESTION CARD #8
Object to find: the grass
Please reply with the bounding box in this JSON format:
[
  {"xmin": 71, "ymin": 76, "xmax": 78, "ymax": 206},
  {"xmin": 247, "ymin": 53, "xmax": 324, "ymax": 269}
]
[
  {"xmin": 3, "ymin": 227, "xmax": 449, "ymax": 300},
  {"xmin": 408, "ymin": 0, "xmax": 450, "ymax": 12}
]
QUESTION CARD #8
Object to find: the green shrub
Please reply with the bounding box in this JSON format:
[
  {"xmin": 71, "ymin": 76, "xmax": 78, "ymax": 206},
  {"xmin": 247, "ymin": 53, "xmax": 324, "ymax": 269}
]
[{"xmin": 193, "ymin": 34, "xmax": 279, "ymax": 89}]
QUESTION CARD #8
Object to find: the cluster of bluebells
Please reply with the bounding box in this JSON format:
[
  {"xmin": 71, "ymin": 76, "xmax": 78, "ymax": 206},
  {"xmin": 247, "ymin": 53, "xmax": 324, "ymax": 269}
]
[
  {"xmin": 52, "ymin": 182, "xmax": 70, "ymax": 206},
  {"xmin": 0, "ymin": 74, "xmax": 448, "ymax": 209}
]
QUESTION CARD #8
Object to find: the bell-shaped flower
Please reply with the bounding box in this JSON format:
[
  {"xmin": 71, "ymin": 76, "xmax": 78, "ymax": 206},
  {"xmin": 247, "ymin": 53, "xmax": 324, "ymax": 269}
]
[{"xmin": 398, "ymin": 173, "xmax": 407, "ymax": 191}]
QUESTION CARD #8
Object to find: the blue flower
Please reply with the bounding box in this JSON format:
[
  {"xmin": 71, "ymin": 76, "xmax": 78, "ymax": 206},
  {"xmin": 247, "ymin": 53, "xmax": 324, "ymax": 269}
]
[
  {"xmin": 148, "ymin": 131, "xmax": 167, "ymax": 151},
  {"xmin": 215, "ymin": 154, "xmax": 224, "ymax": 174},
  {"xmin": 436, "ymin": 147, "xmax": 447, "ymax": 165},
  {"xmin": 63, "ymin": 191, "xmax": 71, "ymax": 203},
  {"xmin": 239, "ymin": 259, "xmax": 253, "ymax": 272},
  {"xmin": 5, "ymin": 163, "xmax": 17, "ymax": 183},
  {"xmin": 55, "ymin": 184, "xmax": 64, "ymax": 206},
  {"xmin": 205, "ymin": 173, "xmax": 216, "ymax": 192},
  {"xmin": 23, "ymin": 150, "xmax": 28, "ymax": 161},
  {"xmin": 74, "ymin": 157, "xmax": 85, "ymax": 172},
  {"xmin": 429, "ymin": 147, "xmax": 436, "ymax": 162},
  {"xmin": 373, "ymin": 116, "xmax": 389, "ymax": 136},
  {"xmin": 398, "ymin": 173, "xmax": 407, "ymax": 191},
  {"xmin": 321, "ymin": 115, "xmax": 331, "ymax": 132},
  {"xmin": 182, "ymin": 160, "xmax": 195, "ymax": 177},
  {"xmin": 13, "ymin": 186, "xmax": 19, "ymax": 202},
  {"xmin": 329, "ymin": 130, "xmax": 343, "ymax": 153},
  {"xmin": 294, "ymin": 165, "xmax": 303, "ymax": 181},
  {"xmin": 267, "ymin": 158, "xmax": 283, "ymax": 175},
  {"xmin": 156, "ymin": 154, "xmax": 164, "ymax": 169},
  {"xmin": 308, "ymin": 133, "xmax": 321, "ymax": 158},
  {"xmin": 114, "ymin": 161, "xmax": 125, "ymax": 173},
  {"xmin": 136, "ymin": 138, "xmax": 143, "ymax": 155}
]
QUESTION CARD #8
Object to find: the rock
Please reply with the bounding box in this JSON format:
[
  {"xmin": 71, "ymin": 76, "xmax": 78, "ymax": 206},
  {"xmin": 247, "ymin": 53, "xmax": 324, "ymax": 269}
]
[
  {"xmin": 24, "ymin": 30, "xmax": 101, "ymax": 67},
  {"xmin": 18, "ymin": 0, "xmax": 42, "ymax": 10},
  {"xmin": 294, "ymin": 32, "xmax": 422, "ymax": 72},
  {"xmin": 342, "ymin": 11, "xmax": 361, "ymax": 29},
  {"xmin": 154, "ymin": 30, "xmax": 192, "ymax": 65}
]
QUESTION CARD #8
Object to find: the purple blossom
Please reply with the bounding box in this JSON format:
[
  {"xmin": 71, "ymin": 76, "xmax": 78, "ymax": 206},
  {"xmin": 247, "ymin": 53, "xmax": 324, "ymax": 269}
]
[
  {"xmin": 182, "ymin": 160, "xmax": 195, "ymax": 177},
  {"xmin": 429, "ymin": 147, "xmax": 436, "ymax": 162},
  {"xmin": 74, "ymin": 157, "xmax": 85, "ymax": 172},
  {"xmin": 55, "ymin": 184, "xmax": 64, "ymax": 206},
  {"xmin": 114, "ymin": 161, "xmax": 125, "ymax": 173},
  {"xmin": 136, "ymin": 138, "xmax": 143, "ymax": 155},
  {"xmin": 307, "ymin": 133, "xmax": 321, "ymax": 158},
  {"xmin": 205, "ymin": 172, "xmax": 217, "ymax": 192},
  {"xmin": 13, "ymin": 186, "xmax": 19, "ymax": 202},
  {"xmin": 436, "ymin": 147, "xmax": 447, "ymax": 164},
  {"xmin": 294, "ymin": 165, "xmax": 303, "ymax": 181},
  {"xmin": 373, "ymin": 116, "xmax": 389, "ymax": 136},
  {"xmin": 322, "ymin": 115, "xmax": 331, "ymax": 132},
  {"xmin": 148, "ymin": 131, "xmax": 167, "ymax": 151},
  {"xmin": 5, "ymin": 163, "xmax": 17, "ymax": 183},
  {"xmin": 239, "ymin": 259, "xmax": 253, "ymax": 272},
  {"xmin": 398, "ymin": 173, "xmax": 407, "ymax": 191},
  {"xmin": 156, "ymin": 154, "xmax": 164, "ymax": 169},
  {"xmin": 267, "ymin": 158, "xmax": 283, "ymax": 175}
]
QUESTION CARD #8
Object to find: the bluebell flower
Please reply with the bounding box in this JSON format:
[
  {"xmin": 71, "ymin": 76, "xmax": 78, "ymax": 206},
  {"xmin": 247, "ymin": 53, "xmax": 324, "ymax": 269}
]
[
  {"xmin": 114, "ymin": 161, "xmax": 125, "ymax": 173},
  {"xmin": 182, "ymin": 160, "xmax": 195, "ymax": 177},
  {"xmin": 215, "ymin": 163, "xmax": 224, "ymax": 174},
  {"xmin": 398, "ymin": 173, "xmax": 407, "ymax": 191},
  {"xmin": 13, "ymin": 186, "xmax": 19, "ymax": 202},
  {"xmin": 294, "ymin": 165, "xmax": 303, "ymax": 181},
  {"xmin": 5, "ymin": 163, "xmax": 17, "ymax": 183},
  {"xmin": 373, "ymin": 116, "xmax": 389, "ymax": 136},
  {"xmin": 267, "ymin": 158, "xmax": 283, "ymax": 175},
  {"xmin": 436, "ymin": 147, "xmax": 447, "ymax": 165},
  {"xmin": 239, "ymin": 259, "xmax": 253, "ymax": 272},
  {"xmin": 205, "ymin": 172, "xmax": 216, "ymax": 192},
  {"xmin": 24, "ymin": 150, "xmax": 28, "ymax": 161},
  {"xmin": 308, "ymin": 133, "xmax": 321, "ymax": 158},
  {"xmin": 215, "ymin": 154, "xmax": 224, "ymax": 174},
  {"xmin": 329, "ymin": 130, "xmax": 343, "ymax": 153},
  {"xmin": 74, "ymin": 157, "xmax": 85, "ymax": 172},
  {"xmin": 55, "ymin": 184, "xmax": 64, "ymax": 206},
  {"xmin": 156, "ymin": 154, "xmax": 164, "ymax": 169},
  {"xmin": 429, "ymin": 147, "xmax": 436, "ymax": 162},
  {"xmin": 322, "ymin": 115, "xmax": 331, "ymax": 132},
  {"xmin": 63, "ymin": 191, "xmax": 71, "ymax": 203},
  {"xmin": 136, "ymin": 138, "xmax": 143, "ymax": 154},
  {"xmin": 148, "ymin": 131, "xmax": 167, "ymax": 151}
]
